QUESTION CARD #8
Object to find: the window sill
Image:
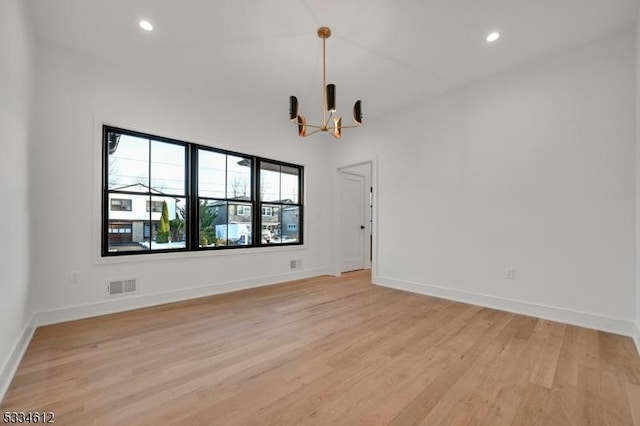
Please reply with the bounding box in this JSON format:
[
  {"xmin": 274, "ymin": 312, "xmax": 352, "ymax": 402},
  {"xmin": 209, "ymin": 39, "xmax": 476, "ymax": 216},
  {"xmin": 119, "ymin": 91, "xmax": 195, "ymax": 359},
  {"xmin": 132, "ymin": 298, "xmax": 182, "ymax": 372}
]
[{"xmin": 93, "ymin": 244, "xmax": 307, "ymax": 265}]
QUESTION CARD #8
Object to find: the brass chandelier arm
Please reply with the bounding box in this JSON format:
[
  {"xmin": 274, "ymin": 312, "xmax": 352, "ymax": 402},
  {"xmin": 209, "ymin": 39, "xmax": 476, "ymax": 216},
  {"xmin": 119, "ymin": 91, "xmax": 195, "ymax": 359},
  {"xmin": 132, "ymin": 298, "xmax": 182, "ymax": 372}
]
[
  {"xmin": 293, "ymin": 122, "xmax": 360, "ymax": 130},
  {"xmin": 289, "ymin": 120, "xmax": 324, "ymax": 130},
  {"xmin": 290, "ymin": 118, "xmax": 360, "ymax": 130},
  {"xmin": 293, "ymin": 120, "xmax": 361, "ymax": 131},
  {"xmin": 302, "ymin": 129, "xmax": 323, "ymax": 137}
]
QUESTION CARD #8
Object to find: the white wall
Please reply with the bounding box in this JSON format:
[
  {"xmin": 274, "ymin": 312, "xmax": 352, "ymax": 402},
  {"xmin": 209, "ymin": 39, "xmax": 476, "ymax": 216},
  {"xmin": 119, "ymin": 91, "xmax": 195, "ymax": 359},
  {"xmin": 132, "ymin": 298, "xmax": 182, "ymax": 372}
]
[
  {"xmin": 636, "ymin": 16, "xmax": 640, "ymax": 339},
  {"xmin": 29, "ymin": 40, "xmax": 333, "ymax": 321},
  {"xmin": 0, "ymin": 0, "xmax": 36, "ymax": 398},
  {"xmin": 334, "ymin": 29, "xmax": 637, "ymax": 332}
]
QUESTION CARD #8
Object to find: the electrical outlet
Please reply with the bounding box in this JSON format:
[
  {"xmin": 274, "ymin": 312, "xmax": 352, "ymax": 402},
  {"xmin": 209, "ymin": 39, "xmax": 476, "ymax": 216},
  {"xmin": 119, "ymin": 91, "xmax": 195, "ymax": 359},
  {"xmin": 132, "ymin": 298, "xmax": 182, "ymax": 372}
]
[
  {"xmin": 290, "ymin": 260, "xmax": 296, "ymax": 269},
  {"xmin": 505, "ymin": 267, "xmax": 515, "ymax": 280},
  {"xmin": 70, "ymin": 270, "xmax": 80, "ymax": 284}
]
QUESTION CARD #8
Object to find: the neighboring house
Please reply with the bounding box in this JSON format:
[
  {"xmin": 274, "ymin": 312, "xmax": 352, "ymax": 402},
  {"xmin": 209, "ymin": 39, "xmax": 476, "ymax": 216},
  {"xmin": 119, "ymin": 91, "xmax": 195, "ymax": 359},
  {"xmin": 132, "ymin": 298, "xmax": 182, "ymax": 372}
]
[
  {"xmin": 207, "ymin": 197, "xmax": 252, "ymax": 245},
  {"xmin": 263, "ymin": 199, "xmax": 300, "ymax": 242},
  {"xmin": 108, "ymin": 183, "xmax": 180, "ymax": 246},
  {"xmin": 280, "ymin": 204, "xmax": 300, "ymax": 242},
  {"xmin": 206, "ymin": 197, "xmax": 300, "ymax": 244}
]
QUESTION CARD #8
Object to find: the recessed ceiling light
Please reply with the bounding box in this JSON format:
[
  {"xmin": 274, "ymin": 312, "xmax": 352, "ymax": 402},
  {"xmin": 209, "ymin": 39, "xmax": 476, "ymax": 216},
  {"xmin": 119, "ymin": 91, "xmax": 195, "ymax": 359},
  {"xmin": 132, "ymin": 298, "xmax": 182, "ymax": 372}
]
[
  {"xmin": 486, "ymin": 32, "xmax": 500, "ymax": 43},
  {"xmin": 139, "ymin": 20, "xmax": 153, "ymax": 31}
]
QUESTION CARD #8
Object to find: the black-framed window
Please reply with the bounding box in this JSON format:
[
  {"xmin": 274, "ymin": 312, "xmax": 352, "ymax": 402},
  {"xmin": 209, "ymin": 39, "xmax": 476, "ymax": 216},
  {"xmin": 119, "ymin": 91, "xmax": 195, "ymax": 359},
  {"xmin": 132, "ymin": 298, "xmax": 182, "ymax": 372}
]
[
  {"xmin": 197, "ymin": 148, "xmax": 254, "ymax": 247},
  {"xmin": 259, "ymin": 161, "xmax": 302, "ymax": 245},
  {"xmin": 102, "ymin": 125, "xmax": 303, "ymax": 256},
  {"xmin": 104, "ymin": 128, "xmax": 187, "ymax": 255}
]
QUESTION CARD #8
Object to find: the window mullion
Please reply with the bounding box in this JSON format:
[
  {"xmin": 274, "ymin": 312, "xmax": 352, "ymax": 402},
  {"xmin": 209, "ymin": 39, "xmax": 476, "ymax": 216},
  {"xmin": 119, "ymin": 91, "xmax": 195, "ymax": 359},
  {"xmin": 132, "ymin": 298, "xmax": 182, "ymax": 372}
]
[
  {"xmin": 190, "ymin": 145, "xmax": 199, "ymax": 250},
  {"xmin": 148, "ymin": 138, "xmax": 153, "ymax": 252},
  {"xmin": 254, "ymin": 159, "xmax": 260, "ymax": 246}
]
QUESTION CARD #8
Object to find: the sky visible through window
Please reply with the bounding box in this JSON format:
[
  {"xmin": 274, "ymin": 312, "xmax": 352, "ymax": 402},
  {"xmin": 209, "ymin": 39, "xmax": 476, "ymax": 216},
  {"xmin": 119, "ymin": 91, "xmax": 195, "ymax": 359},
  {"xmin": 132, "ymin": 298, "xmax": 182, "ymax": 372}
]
[
  {"xmin": 109, "ymin": 134, "xmax": 298, "ymax": 203},
  {"xmin": 198, "ymin": 150, "xmax": 252, "ymax": 199},
  {"xmin": 261, "ymin": 164, "xmax": 299, "ymax": 203},
  {"xmin": 108, "ymin": 134, "xmax": 184, "ymax": 195}
]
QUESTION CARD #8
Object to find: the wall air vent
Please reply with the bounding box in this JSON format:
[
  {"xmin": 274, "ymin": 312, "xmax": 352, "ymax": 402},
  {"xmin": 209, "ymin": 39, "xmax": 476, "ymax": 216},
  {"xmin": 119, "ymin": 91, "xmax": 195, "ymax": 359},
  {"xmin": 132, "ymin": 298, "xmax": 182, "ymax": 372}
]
[{"xmin": 107, "ymin": 278, "xmax": 137, "ymax": 296}]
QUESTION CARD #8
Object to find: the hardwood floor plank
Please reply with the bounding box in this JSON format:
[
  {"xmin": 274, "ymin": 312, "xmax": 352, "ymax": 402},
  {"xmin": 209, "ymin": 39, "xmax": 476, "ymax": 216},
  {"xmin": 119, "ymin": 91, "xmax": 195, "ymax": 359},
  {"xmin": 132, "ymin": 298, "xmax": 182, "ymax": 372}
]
[
  {"xmin": 599, "ymin": 332, "xmax": 640, "ymax": 386},
  {"xmin": 577, "ymin": 365, "xmax": 604, "ymax": 425},
  {"xmin": 2, "ymin": 270, "xmax": 640, "ymax": 425},
  {"xmin": 601, "ymin": 371, "xmax": 635, "ymax": 425},
  {"xmin": 529, "ymin": 320, "xmax": 565, "ymax": 388},
  {"xmin": 510, "ymin": 383, "xmax": 553, "ymax": 426},
  {"xmin": 626, "ymin": 383, "xmax": 640, "ymax": 426}
]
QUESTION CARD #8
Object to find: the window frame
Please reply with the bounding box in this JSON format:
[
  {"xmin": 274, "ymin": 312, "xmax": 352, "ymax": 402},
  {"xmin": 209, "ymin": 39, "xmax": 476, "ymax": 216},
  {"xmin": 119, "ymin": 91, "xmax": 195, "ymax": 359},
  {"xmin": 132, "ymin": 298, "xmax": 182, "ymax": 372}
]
[
  {"xmin": 102, "ymin": 125, "xmax": 304, "ymax": 257},
  {"xmin": 102, "ymin": 126, "xmax": 189, "ymax": 256},
  {"xmin": 256, "ymin": 160, "xmax": 304, "ymax": 246}
]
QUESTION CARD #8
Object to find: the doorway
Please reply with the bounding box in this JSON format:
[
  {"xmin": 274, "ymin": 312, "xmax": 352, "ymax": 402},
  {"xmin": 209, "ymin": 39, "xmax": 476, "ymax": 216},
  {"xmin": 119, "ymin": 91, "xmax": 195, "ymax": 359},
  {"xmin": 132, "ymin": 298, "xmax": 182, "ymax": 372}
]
[
  {"xmin": 338, "ymin": 161, "xmax": 373, "ymax": 274},
  {"xmin": 340, "ymin": 172, "xmax": 365, "ymax": 272}
]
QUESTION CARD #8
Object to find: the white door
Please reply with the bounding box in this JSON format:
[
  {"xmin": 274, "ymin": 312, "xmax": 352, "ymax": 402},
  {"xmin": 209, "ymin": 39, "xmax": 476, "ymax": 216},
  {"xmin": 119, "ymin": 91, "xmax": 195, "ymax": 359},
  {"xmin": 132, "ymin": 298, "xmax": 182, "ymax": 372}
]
[{"xmin": 341, "ymin": 173, "xmax": 365, "ymax": 272}]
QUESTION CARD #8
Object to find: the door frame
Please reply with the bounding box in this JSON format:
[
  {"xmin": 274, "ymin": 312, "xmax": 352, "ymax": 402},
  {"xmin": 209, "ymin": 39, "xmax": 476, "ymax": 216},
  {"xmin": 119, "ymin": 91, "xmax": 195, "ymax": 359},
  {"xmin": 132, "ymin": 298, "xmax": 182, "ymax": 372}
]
[{"xmin": 334, "ymin": 159, "xmax": 378, "ymax": 281}]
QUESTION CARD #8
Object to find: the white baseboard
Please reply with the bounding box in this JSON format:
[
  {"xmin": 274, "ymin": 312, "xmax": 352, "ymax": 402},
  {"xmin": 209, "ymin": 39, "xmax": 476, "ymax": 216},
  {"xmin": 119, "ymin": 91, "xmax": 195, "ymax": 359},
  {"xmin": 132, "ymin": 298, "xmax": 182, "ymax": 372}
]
[
  {"xmin": 0, "ymin": 314, "xmax": 36, "ymax": 403},
  {"xmin": 35, "ymin": 268, "xmax": 331, "ymax": 326},
  {"xmin": 375, "ymin": 276, "xmax": 636, "ymax": 341},
  {"xmin": 633, "ymin": 322, "xmax": 640, "ymax": 356}
]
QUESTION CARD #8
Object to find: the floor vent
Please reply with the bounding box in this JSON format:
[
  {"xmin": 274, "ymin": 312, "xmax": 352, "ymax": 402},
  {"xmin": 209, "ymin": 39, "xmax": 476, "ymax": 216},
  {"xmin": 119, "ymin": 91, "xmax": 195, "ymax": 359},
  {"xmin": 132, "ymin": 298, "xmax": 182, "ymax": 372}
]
[{"xmin": 107, "ymin": 278, "xmax": 138, "ymax": 296}]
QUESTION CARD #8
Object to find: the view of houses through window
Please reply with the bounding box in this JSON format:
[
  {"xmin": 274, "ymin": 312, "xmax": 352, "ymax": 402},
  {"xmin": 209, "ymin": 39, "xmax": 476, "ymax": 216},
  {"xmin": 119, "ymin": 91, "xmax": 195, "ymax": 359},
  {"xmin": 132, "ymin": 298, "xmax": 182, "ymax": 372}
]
[
  {"xmin": 260, "ymin": 162, "xmax": 301, "ymax": 245},
  {"xmin": 103, "ymin": 126, "xmax": 303, "ymax": 256}
]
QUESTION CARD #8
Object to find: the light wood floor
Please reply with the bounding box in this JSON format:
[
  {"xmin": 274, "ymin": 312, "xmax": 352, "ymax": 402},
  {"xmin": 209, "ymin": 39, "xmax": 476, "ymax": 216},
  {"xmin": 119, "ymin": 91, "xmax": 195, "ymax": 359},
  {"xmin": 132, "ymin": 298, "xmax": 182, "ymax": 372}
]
[{"xmin": 3, "ymin": 270, "xmax": 640, "ymax": 425}]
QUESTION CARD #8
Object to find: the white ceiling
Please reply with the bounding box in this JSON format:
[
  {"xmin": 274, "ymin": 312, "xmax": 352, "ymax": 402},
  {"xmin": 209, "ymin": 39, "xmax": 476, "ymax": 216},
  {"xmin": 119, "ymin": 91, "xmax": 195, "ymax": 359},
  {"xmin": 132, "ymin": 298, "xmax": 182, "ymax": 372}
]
[{"xmin": 27, "ymin": 0, "xmax": 639, "ymax": 119}]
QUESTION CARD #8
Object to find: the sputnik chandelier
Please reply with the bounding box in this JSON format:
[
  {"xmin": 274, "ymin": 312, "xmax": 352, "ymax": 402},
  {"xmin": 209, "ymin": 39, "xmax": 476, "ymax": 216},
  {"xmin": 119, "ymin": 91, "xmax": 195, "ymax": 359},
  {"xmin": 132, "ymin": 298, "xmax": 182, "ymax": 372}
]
[{"xmin": 289, "ymin": 26, "xmax": 362, "ymax": 138}]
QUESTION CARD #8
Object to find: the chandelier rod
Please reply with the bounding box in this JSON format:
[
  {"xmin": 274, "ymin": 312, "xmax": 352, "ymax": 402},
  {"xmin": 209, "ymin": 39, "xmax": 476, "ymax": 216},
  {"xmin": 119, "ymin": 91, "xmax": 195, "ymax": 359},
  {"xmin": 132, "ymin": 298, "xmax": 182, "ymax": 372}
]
[{"xmin": 322, "ymin": 34, "xmax": 327, "ymax": 129}]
